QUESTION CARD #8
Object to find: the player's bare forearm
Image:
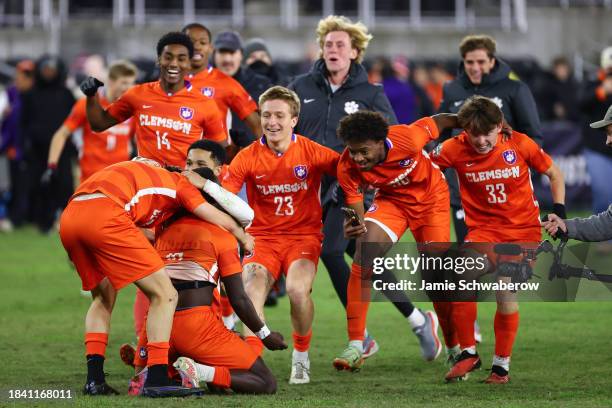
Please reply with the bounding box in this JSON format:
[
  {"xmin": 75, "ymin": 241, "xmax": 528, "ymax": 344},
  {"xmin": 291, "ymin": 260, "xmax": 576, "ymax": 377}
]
[
  {"xmin": 244, "ymin": 111, "xmax": 263, "ymax": 138},
  {"xmin": 545, "ymin": 162, "xmax": 565, "ymax": 205},
  {"xmin": 85, "ymin": 94, "xmax": 118, "ymax": 132},
  {"xmin": 431, "ymin": 113, "xmax": 459, "ymax": 133},
  {"xmin": 47, "ymin": 125, "xmax": 71, "ymax": 166},
  {"xmin": 222, "ymin": 274, "xmax": 266, "ymax": 332}
]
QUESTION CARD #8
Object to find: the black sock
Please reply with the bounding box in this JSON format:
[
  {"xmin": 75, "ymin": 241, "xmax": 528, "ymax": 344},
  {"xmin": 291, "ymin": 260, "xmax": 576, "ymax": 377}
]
[
  {"xmin": 145, "ymin": 364, "xmax": 170, "ymax": 387},
  {"xmin": 492, "ymin": 365, "xmax": 509, "ymax": 376},
  {"xmin": 86, "ymin": 354, "xmax": 105, "ymax": 384}
]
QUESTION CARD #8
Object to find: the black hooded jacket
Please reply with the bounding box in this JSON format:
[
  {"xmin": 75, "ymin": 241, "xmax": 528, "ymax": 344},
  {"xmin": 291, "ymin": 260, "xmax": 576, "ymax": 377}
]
[
  {"xmin": 439, "ymin": 58, "xmax": 542, "ymax": 145},
  {"xmin": 21, "ymin": 55, "xmax": 75, "ymax": 150},
  {"xmin": 289, "ymin": 59, "xmax": 397, "ymax": 153}
]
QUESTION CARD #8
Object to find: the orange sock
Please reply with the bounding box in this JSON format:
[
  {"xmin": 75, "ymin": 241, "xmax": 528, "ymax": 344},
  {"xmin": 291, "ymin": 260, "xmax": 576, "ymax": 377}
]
[
  {"xmin": 347, "ymin": 263, "xmax": 371, "ymax": 341},
  {"xmin": 245, "ymin": 336, "xmax": 264, "ymax": 356},
  {"xmin": 211, "ymin": 366, "xmax": 231, "ymax": 388},
  {"xmin": 292, "ymin": 329, "xmax": 312, "ymax": 352},
  {"xmin": 84, "ymin": 332, "xmax": 108, "ymax": 357},
  {"xmin": 433, "ymin": 302, "xmax": 458, "ymax": 348},
  {"xmin": 133, "ymin": 289, "xmax": 150, "ymax": 338},
  {"xmin": 146, "ymin": 341, "xmax": 169, "ymax": 367},
  {"xmin": 452, "ymin": 302, "xmax": 477, "ymax": 350},
  {"xmin": 494, "ymin": 310, "xmax": 519, "ymax": 357},
  {"xmin": 220, "ymin": 294, "xmax": 234, "ymax": 318}
]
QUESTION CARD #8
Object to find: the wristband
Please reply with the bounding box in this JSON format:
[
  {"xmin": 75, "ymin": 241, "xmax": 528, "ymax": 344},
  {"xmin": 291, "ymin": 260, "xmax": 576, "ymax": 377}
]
[
  {"xmin": 255, "ymin": 324, "xmax": 271, "ymax": 339},
  {"xmin": 552, "ymin": 203, "xmax": 566, "ymax": 220}
]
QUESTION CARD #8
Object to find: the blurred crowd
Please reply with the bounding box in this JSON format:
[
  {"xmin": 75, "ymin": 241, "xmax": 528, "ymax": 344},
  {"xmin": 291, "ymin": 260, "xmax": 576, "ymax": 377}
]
[{"xmin": 0, "ymin": 31, "xmax": 611, "ymax": 236}]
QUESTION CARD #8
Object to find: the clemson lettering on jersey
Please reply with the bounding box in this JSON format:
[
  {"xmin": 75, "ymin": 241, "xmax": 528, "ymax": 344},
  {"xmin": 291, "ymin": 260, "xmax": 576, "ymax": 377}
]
[
  {"xmin": 256, "ymin": 181, "xmax": 308, "ymax": 195},
  {"xmin": 139, "ymin": 114, "xmax": 192, "ymax": 134},
  {"xmin": 465, "ymin": 166, "xmax": 520, "ymax": 183}
]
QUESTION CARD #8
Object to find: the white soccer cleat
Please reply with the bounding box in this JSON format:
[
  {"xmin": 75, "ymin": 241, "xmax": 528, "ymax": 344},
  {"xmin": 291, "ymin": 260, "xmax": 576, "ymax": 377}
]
[
  {"xmin": 289, "ymin": 359, "xmax": 310, "ymax": 384},
  {"xmin": 173, "ymin": 357, "xmax": 200, "ymax": 388}
]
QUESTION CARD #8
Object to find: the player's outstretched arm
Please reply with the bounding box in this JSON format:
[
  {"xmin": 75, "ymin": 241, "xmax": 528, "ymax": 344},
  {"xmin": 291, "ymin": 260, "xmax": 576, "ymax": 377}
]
[
  {"xmin": 430, "ymin": 113, "xmax": 459, "ymax": 133},
  {"xmin": 81, "ymin": 77, "xmax": 119, "ymax": 132},
  {"xmin": 222, "ymin": 274, "xmax": 287, "ymax": 350},
  {"xmin": 192, "ymin": 202, "xmax": 254, "ymax": 253},
  {"xmin": 201, "ymin": 178, "xmax": 254, "ymax": 227},
  {"xmin": 543, "ymin": 162, "xmax": 566, "ymax": 215}
]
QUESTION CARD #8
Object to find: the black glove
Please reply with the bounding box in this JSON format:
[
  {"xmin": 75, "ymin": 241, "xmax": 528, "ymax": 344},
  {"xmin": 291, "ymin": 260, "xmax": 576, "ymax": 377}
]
[
  {"xmin": 552, "ymin": 203, "xmax": 567, "ymax": 220},
  {"xmin": 229, "ymin": 129, "xmax": 255, "ymax": 148},
  {"xmin": 80, "ymin": 77, "xmax": 104, "ymax": 97},
  {"xmin": 40, "ymin": 165, "xmax": 57, "ymax": 187}
]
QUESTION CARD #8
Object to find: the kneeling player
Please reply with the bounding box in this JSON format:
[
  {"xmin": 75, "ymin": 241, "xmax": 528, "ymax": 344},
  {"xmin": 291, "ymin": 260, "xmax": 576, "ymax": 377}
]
[
  {"xmin": 59, "ymin": 160, "xmax": 253, "ymax": 397},
  {"xmin": 222, "ymin": 86, "xmax": 340, "ymax": 384},
  {"xmin": 431, "ymin": 95, "xmax": 565, "ymax": 383},
  {"xmin": 150, "ymin": 172, "xmax": 285, "ymax": 393}
]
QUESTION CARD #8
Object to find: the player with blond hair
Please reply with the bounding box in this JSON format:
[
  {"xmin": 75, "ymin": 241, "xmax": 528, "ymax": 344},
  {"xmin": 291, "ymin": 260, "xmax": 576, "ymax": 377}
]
[{"xmin": 222, "ymin": 86, "xmax": 340, "ymax": 384}]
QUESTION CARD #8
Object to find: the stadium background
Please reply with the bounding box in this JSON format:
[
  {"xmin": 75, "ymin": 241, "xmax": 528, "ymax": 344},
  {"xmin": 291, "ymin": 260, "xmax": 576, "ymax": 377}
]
[{"xmin": 0, "ymin": 1, "xmax": 611, "ymax": 406}]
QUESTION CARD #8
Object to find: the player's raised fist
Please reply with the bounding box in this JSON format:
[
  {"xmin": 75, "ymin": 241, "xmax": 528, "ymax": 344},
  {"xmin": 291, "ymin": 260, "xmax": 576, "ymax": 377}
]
[
  {"xmin": 80, "ymin": 76, "xmax": 104, "ymax": 96},
  {"xmin": 263, "ymin": 331, "xmax": 288, "ymax": 351}
]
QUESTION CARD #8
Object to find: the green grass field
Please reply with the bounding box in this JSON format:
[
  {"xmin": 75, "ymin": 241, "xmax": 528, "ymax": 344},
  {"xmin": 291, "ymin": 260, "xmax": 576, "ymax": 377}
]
[{"xmin": 1, "ymin": 226, "xmax": 612, "ymax": 407}]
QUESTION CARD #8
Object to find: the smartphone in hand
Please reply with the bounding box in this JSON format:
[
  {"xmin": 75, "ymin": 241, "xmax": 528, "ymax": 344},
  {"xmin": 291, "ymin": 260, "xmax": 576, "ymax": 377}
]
[{"xmin": 341, "ymin": 207, "xmax": 361, "ymax": 227}]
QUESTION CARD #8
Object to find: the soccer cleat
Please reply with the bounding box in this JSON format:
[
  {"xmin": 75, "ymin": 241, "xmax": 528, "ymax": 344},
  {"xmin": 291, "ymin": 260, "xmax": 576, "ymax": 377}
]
[
  {"xmin": 83, "ymin": 380, "xmax": 119, "ymax": 396},
  {"xmin": 484, "ymin": 365, "xmax": 510, "ymax": 384},
  {"xmin": 289, "ymin": 359, "xmax": 310, "ymax": 384},
  {"xmin": 484, "ymin": 371, "xmax": 510, "ymax": 384},
  {"xmin": 128, "ymin": 368, "xmax": 148, "ymax": 396},
  {"xmin": 141, "ymin": 385, "xmax": 205, "ymax": 398},
  {"xmin": 445, "ymin": 350, "xmax": 481, "ymax": 382},
  {"xmin": 474, "ymin": 321, "xmax": 483, "ymax": 344},
  {"xmin": 173, "ymin": 357, "xmax": 200, "ymax": 388},
  {"xmin": 119, "ymin": 343, "xmax": 136, "ymax": 367},
  {"xmin": 362, "ymin": 335, "xmax": 380, "ymax": 359},
  {"xmin": 332, "ymin": 345, "xmax": 364, "ymax": 372},
  {"xmin": 412, "ymin": 310, "xmax": 442, "ymax": 361}
]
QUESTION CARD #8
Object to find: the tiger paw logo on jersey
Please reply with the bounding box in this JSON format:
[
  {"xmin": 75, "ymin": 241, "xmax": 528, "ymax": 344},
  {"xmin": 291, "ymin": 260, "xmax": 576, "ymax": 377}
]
[
  {"xmin": 179, "ymin": 106, "xmax": 194, "ymax": 120},
  {"xmin": 491, "ymin": 96, "xmax": 503, "ymax": 109},
  {"xmin": 367, "ymin": 203, "xmax": 378, "ymax": 213},
  {"xmin": 344, "ymin": 101, "xmax": 359, "ymax": 114},
  {"xmin": 294, "ymin": 165, "xmax": 308, "ymax": 180},
  {"xmin": 399, "ymin": 158, "xmax": 414, "ymax": 167},
  {"xmin": 502, "ymin": 149, "xmax": 517, "ymax": 165},
  {"xmin": 202, "ymin": 87, "xmax": 215, "ymax": 98}
]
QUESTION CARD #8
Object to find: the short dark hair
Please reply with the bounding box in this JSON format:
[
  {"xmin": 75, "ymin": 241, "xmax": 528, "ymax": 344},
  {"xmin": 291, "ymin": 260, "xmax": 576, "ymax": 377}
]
[
  {"xmin": 457, "ymin": 95, "xmax": 504, "ymax": 135},
  {"xmin": 156, "ymin": 32, "xmax": 194, "ymax": 59},
  {"xmin": 181, "ymin": 23, "xmax": 212, "ymax": 43},
  {"xmin": 337, "ymin": 111, "xmax": 389, "ymax": 143},
  {"xmin": 188, "ymin": 139, "xmax": 227, "ymax": 165},
  {"xmin": 459, "ymin": 34, "xmax": 496, "ymax": 59}
]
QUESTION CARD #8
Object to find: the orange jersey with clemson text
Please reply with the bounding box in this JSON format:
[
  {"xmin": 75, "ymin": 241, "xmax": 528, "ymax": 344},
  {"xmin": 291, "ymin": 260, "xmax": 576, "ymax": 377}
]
[
  {"xmin": 106, "ymin": 81, "xmax": 226, "ymax": 167},
  {"xmin": 63, "ymin": 96, "xmax": 134, "ymax": 182},
  {"xmin": 222, "ymin": 134, "xmax": 339, "ymax": 237},
  {"xmin": 431, "ymin": 130, "xmax": 552, "ymax": 232},
  {"xmin": 74, "ymin": 161, "xmax": 205, "ymax": 228},
  {"xmin": 155, "ymin": 215, "xmax": 242, "ymax": 285},
  {"xmin": 187, "ymin": 67, "xmax": 257, "ymax": 122},
  {"xmin": 338, "ymin": 117, "xmax": 448, "ymax": 208}
]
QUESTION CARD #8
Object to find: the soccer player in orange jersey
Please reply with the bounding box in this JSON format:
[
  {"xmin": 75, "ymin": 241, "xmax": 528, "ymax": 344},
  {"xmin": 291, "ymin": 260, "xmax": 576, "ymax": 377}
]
[
  {"xmin": 431, "ymin": 96, "xmax": 565, "ymax": 383},
  {"xmin": 46, "ymin": 61, "xmax": 137, "ymax": 184},
  {"xmin": 182, "ymin": 23, "xmax": 262, "ymax": 145},
  {"xmin": 332, "ymin": 111, "xmax": 461, "ymax": 372},
  {"xmin": 80, "ymin": 32, "xmax": 227, "ymax": 167},
  {"xmin": 128, "ymin": 168, "xmax": 286, "ymax": 395},
  {"xmin": 222, "ymin": 86, "xmax": 339, "ymax": 384},
  {"xmin": 59, "ymin": 159, "xmax": 253, "ymax": 397}
]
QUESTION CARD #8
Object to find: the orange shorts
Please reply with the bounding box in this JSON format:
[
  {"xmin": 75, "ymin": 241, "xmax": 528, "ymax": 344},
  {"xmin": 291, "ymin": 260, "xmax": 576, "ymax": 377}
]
[
  {"xmin": 59, "ymin": 195, "xmax": 165, "ymax": 291},
  {"xmin": 170, "ymin": 306, "xmax": 258, "ymax": 370},
  {"xmin": 464, "ymin": 227, "xmax": 541, "ymax": 267},
  {"xmin": 364, "ymin": 195, "xmax": 450, "ymax": 243},
  {"xmin": 243, "ymin": 235, "xmax": 322, "ymax": 281}
]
